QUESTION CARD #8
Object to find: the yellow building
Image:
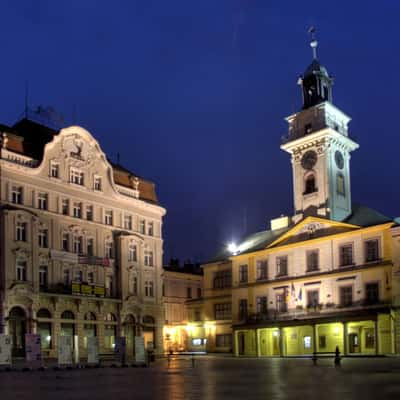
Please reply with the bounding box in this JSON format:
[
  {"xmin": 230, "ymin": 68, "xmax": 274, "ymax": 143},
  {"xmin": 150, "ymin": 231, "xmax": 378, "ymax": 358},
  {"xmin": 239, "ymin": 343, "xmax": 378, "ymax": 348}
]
[
  {"xmin": 195, "ymin": 38, "xmax": 400, "ymax": 357},
  {"xmin": 162, "ymin": 264, "xmax": 203, "ymax": 352}
]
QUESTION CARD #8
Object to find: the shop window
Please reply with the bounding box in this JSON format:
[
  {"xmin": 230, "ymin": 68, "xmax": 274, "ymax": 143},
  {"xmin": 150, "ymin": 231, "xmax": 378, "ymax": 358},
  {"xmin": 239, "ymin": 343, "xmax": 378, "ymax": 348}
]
[{"xmin": 303, "ymin": 336, "xmax": 312, "ymax": 349}]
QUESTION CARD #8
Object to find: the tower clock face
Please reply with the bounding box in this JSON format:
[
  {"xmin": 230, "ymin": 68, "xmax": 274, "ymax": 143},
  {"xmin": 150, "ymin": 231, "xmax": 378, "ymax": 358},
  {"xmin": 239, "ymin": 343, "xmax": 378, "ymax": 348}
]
[
  {"xmin": 301, "ymin": 150, "xmax": 317, "ymax": 170},
  {"xmin": 335, "ymin": 150, "xmax": 344, "ymax": 170}
]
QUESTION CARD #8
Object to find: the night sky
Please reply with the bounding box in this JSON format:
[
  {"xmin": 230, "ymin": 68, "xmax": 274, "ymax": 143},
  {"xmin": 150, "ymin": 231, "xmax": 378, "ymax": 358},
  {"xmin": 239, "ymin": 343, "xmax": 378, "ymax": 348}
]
[{"xmin": 0, "ymin": 1, "xmax": 399, "ymax": 263}]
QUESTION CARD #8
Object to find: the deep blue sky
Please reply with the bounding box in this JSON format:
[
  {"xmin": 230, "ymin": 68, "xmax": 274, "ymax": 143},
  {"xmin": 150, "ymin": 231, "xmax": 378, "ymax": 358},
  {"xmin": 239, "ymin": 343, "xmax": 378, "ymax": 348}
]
[{"xmin": 1, "ymin": 1, "xmax": 399, "ymax": 263}]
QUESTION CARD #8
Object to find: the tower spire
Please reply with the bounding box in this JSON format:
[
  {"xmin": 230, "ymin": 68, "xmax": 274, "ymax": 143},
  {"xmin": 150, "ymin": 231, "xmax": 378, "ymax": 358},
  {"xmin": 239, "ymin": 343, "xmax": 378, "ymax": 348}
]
[{"xmin": 308, "ymin": 26, "xmax": 318, "ymax": 60}]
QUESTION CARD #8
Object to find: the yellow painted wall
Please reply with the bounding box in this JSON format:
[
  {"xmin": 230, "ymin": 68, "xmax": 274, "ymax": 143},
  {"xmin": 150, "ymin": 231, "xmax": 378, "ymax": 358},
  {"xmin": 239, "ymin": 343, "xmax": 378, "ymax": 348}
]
[
  {"xmin": 258, "ymin": 328, "xmax": 281, "ymax": 356},
  {"xmin": 283, "ymin": 326, "xmax": 314, "ymax": 355},
  {"xmin": 315, "ymin": 323, "xmax": 344, "ymax": 353},
  {"xmin": 378, "ymin": 314, "xmax": 393, "ymax": 354}
]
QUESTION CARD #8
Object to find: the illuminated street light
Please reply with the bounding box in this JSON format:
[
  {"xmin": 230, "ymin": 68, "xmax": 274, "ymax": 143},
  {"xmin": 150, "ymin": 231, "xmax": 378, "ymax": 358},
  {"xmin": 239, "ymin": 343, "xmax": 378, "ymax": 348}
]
[{"xmin": 228, "ymin": 242, "xmax": 238, "ymax": 254}]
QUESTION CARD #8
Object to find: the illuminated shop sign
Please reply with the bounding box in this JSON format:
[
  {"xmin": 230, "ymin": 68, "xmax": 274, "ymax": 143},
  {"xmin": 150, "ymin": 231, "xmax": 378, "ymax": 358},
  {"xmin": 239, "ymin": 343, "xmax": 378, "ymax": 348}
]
[{"xmin": 71, "ymin": 282, "xmax": 105, "ymax": 297}]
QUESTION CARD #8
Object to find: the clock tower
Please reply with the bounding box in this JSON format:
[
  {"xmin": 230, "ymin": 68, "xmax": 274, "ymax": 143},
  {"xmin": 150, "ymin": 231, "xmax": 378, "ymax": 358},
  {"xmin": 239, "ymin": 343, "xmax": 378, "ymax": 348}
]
[{"xmin": 281, "ymin": 31, "xmax": 359, "ymax": 222}]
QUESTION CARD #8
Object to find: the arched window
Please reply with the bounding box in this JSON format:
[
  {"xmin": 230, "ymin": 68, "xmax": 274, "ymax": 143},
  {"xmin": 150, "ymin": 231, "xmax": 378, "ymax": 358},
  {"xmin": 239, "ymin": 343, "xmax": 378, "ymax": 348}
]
[
  {"xmin": 37, "ymin": 309, "xmax": 51, "ymax": 319},
  {"xmin": 337, "ymin": 173, "xmax": 345, "ymax": 196},
  {"xmin": 143, "ymin": 315, "xmax": 155, "ymax": 325},
  {"xmin": 84, "ymin": 312, "xmax": 96, "ymax": 321},
  {"xmin": 104, "ymin": 313, "xmax": 117, "ymax": 322},
  {"xmin": 304, "ymin": 174, "xmax": 317, "ymax": 194},
  {"xmin": 61, "ymin": 310, "xmax": 75, "ymax": 320}
]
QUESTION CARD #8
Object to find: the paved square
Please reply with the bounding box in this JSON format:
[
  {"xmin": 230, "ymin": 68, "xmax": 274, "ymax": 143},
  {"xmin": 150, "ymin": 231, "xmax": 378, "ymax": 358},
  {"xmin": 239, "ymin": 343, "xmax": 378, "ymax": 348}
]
[{"xmin": 1, "ymin": 356, "xmax": 400, "ymax": 400}]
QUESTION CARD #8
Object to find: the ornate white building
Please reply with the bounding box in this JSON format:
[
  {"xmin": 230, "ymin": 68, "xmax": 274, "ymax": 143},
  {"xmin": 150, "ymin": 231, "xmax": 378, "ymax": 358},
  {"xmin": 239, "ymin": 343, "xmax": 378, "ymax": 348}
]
[{"xmin": 0, "ymin": 118, "xmax": 166, "ymax": 358}]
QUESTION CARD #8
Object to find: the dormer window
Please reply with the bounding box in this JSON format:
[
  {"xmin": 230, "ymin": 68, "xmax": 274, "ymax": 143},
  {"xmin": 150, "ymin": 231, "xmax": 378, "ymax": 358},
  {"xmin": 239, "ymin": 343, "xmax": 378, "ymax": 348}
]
[
  {"xmin": 70, "ymin": 169, "xmax": 84, "ymax": 186},
  {"xmin": 50, "ymin": 162, "xmax": 59, "ymax": 178},
  {"xmin": 94, "ymin": 177, "xmax": 102, "ymax": 191}
]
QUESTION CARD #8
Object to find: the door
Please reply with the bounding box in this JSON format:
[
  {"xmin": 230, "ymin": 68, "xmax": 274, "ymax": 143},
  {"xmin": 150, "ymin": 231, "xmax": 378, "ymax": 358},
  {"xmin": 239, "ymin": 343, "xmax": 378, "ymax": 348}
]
[
  {"xmin": 238, "ymin": 332, "xmax": 245, "ymax": 355},
  {"xmin": 8, "ymin": 307, "xmax": 27, "ymax": 357},
  {"xmin": 272, "ymin": 332, "xmax": 280, "ymax": 356},
  {"xmin": 349, "ymin": 333, "xmax": 360, "ymax": 353}
]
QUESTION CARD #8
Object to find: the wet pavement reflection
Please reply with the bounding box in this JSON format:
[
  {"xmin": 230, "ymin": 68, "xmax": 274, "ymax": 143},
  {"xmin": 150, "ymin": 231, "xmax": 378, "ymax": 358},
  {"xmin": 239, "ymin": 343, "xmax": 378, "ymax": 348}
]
[{"xmin": 1, "ymin": 356, "xmax": 400, "ymax": 399}]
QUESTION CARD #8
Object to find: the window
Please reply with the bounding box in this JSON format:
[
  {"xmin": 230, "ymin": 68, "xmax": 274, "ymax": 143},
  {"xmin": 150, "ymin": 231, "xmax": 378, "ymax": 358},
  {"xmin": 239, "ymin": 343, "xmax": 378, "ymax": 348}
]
[
  {"xmin": 63, "ymin": 269, "xmax": 70, "ymax": 286},
  {"xmin": 306, "ymin": 250, "xmax": 319, "ymax": 272},
  {"xmin": 239, "ymin": 299, "xmax": 248, "ymax": 320},
  {"xmin": 187, "ymin": 287, "xmax": 192, "ymax": 299},
  {"xmin": 213, "ymin": 270, "xmax": 232, "ymax": 289},
  {"xmin": 70, "ymin": 169, "xmax": 84, "ymax": 185},
  {"xmin": 87, "ymin": 238, "xmax": 94, "ymax": 256},
  {"xmin": 303, "ymin": 336, "xmax": 312, "ymax": 349},
  {"xmin": 239, "ymin": 264, "xmax": 248, "ymax": 283},
  {"xmin": 62, "ymin": 199, "xmax": 69, "ymax": 215},
  {"xmin": 87, "ymin": 272, "xmax": 94, "ymax": 285},
  {"xmin": 339, "ymin": 286, "xmax": 353, "ymax": 307},
  {"xmin": 38, "ymin": 229, "xmax": 48, "ymax": 248},
  {"xmin": 144, "ymin": 250, "xmax": 154, "ymax": 267},
  {"xmin": 256, "ymin": 296, "xmax": 267, "ymax": 314},
  {"xmin": 214, "ymin": 303, "xmax": 231, "ymax": 320},
  {"xmin": 11, "ymin": 186, "xmax": 23, "ymax": 204},
  {"xmin": 365, "ymin": 282, "xmax": 379, "ymax": 304},
  {"xmin": 74, "ymin": 270, "xmax": 83, "ymax": 282},
  {"xmin": 133, "ymin": 276, "xmax": 138, "ymax": 295},
  {"xmin": 124, "ymin": 215, "xmax": 132, "ymax": 230},
  {"xmin": 50, "ymin": 162, "xmax": 59, "ymax": 178},
  {"xmin": 104, "ymin": 210, "xmax": 113, "ymax": 225},
  {"xmin": 105, "ymin": 240, "xmax": 113, "ymax": 259},
  {"xmin": 339, "ymin": 244, "xmax": 353, "ymax": 267},
  {"xmin": 94, "ymin": 177, "xmax": 102, "ymax": 191},
  {"xmin": 306, "ymin": 290, "xmax": 319, "ymax": 308},
  {"xmin": 216, "ymin": 334, "xmax": 232, "ymax": 348},
  {"xmin": 139, "ymin": 219, "xmax": 146, "ymax": 234},
  {"xmin": 148, "ymin": 221, "xmax": 154, "ymax": 236},
  {"xmin": 365, "ymin": 328, "xmax": 375, "ymax": 348},
  {"xmin": 276, "ymin": 292, "xmax": 287, "ymax": 312},
  {"xmin": 256, "ymin": 260, "xmax": 268, "ymax": 281},
  {"xmin": 276, "ymin": 256, "xmax": 288, "ymax": 277},
  {"xmin": 39, "ymin": 265, "xmax": 48, "ymax": 289},
  {"xmin": 106, "ymin": 276, "xmax": 114, "ymax": 297},
  {"xmin": 128, "ymin": 244, "xmax": 137, "ymax": 262},
  {"xmin": 337, "ymin": 173, "xmax": 345, "ymax": 196},
  {"xmin": 145, "ymin": 281, "xmax": 154, "ymax": 297},
  {"xmin": 319, "ymin": 335, "xmax": 326, "ymax": 349},
  {"xmin": 73, "ymin": 236, "xmax": 83, "ymax": 254},
  {"xmin": 16, "ymin": 260, "xmax": 27, "ymax": 281},
  {"xmin": 73, "ymin": 202, "xmax": 82, "ymax": 218},
  {"xmin": 304, "ymin": 174, "xmax": 317, "ymax": 194},
  {"xmin": 62, "ymin": 233, "xmax": 69, "ymax": 252},
  {"xmin": 16, "ymin": 222, "xmax": 27, "ymax": 241},
  {"xmin": 37, "ymin": 193, "xmax": 48, "ymax": 210},
  {"xmin": 197, "ymin": 287, "xmax": 202, "ymax": 298},
  {"xmin": 86, "ymin": 205, "xmax": 93, "ymax": 221},
  {"xmin": 365, "ymin": 239, "xmax": 379, "ymax": 262}
]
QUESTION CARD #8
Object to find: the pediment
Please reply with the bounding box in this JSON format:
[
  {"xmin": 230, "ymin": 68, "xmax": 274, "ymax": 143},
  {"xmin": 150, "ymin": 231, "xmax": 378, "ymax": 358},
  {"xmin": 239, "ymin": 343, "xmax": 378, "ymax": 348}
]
[{"xmin": 268, "ymin": 216, "xmax": 360, "ymax": 248}]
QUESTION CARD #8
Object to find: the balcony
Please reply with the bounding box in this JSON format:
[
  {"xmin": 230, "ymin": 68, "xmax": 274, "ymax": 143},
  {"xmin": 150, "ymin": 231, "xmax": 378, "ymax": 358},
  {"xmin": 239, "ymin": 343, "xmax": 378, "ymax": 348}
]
[{"xmin": 241, "ymin": 300, "xmax": 390, "ymax": 326}]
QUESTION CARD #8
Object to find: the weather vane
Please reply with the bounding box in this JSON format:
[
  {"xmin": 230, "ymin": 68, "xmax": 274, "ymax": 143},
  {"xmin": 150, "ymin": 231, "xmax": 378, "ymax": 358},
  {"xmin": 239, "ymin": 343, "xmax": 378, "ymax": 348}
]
[{"xmin": 308, "ymin": 26, "xmax": 318, "ymax": 60}]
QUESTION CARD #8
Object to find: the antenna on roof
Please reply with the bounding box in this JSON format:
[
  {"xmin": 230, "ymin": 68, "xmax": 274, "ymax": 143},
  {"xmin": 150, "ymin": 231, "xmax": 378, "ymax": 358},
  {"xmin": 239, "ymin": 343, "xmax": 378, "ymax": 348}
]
[{"xmin": 308, "ymin": 25, "xmax": 318, "ymax": 60}]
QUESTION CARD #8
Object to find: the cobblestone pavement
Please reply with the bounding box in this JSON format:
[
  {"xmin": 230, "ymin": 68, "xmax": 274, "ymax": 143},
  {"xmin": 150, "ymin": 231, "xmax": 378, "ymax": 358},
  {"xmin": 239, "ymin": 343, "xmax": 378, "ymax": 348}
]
[{"xmin": 1, "ymin": 356, "xmax": 400, "ymax": 400}]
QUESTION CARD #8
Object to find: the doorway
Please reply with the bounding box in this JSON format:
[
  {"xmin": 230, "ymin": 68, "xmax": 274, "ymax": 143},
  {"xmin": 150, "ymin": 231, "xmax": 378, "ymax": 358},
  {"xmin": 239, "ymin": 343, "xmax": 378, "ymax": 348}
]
[
  {"xmin": 8, "ymin": 307, "xmax": 27, "ymax": 357},
  {"xmin": 349, "ymin": 333, "xmax": 360, "ymax": 353},
  {"xmin": 238, "ymin": 332, "xmax": 245, "ymax": 355}
]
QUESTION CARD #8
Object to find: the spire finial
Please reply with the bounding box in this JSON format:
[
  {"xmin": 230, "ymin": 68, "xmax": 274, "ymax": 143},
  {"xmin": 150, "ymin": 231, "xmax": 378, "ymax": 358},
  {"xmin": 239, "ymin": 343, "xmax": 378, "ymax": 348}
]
[{"xmin": 308, "ymin": 26, "xmax": 318, "ymax": 60}]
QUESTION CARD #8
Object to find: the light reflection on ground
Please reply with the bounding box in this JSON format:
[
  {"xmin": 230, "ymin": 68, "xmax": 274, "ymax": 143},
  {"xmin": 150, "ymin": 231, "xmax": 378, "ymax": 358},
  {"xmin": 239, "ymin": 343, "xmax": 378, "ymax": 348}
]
[{"xmin": 1, "ymin": 356, "xmax": 400, "ymax": 399}]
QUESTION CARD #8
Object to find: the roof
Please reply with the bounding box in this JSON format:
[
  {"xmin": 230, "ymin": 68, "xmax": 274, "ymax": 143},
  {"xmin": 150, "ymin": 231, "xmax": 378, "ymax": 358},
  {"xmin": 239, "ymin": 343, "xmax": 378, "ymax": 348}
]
[
  {"xmin": 204, "ymin": 204, "xmax": 394, "ymax": 265},
  {"xmin": 0, "ymin": 118, "xmax": 159, "ymax": 204},
  {"xmin": 163, "ymin": 265, "xmax": 203, "ymax": 276}
]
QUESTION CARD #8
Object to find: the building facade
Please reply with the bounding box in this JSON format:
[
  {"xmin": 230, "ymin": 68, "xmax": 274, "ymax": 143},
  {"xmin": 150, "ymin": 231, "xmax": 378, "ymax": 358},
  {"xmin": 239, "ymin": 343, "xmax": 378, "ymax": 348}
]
[
  {"xmin": 162, "ymin": 265, "xmax": 203, "ymax": 352},
  {"xmin": 195, "ymin": 39, "xmax": 400, "ymax": 356},
  {"xmin": 0, "ymin": 118, "xmax": 166, "ymax": 358}
]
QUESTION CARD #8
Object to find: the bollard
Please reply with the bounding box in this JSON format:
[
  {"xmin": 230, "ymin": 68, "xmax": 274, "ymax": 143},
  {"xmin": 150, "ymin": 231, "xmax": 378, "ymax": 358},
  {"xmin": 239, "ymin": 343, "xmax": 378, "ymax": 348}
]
[
  {"xmin": 312, "ymin": 352, "xmax": 317, "ymax": 366},
  {"xmin": 334, "ymin": 346, "xmax": 341, "ymax": 367}
]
